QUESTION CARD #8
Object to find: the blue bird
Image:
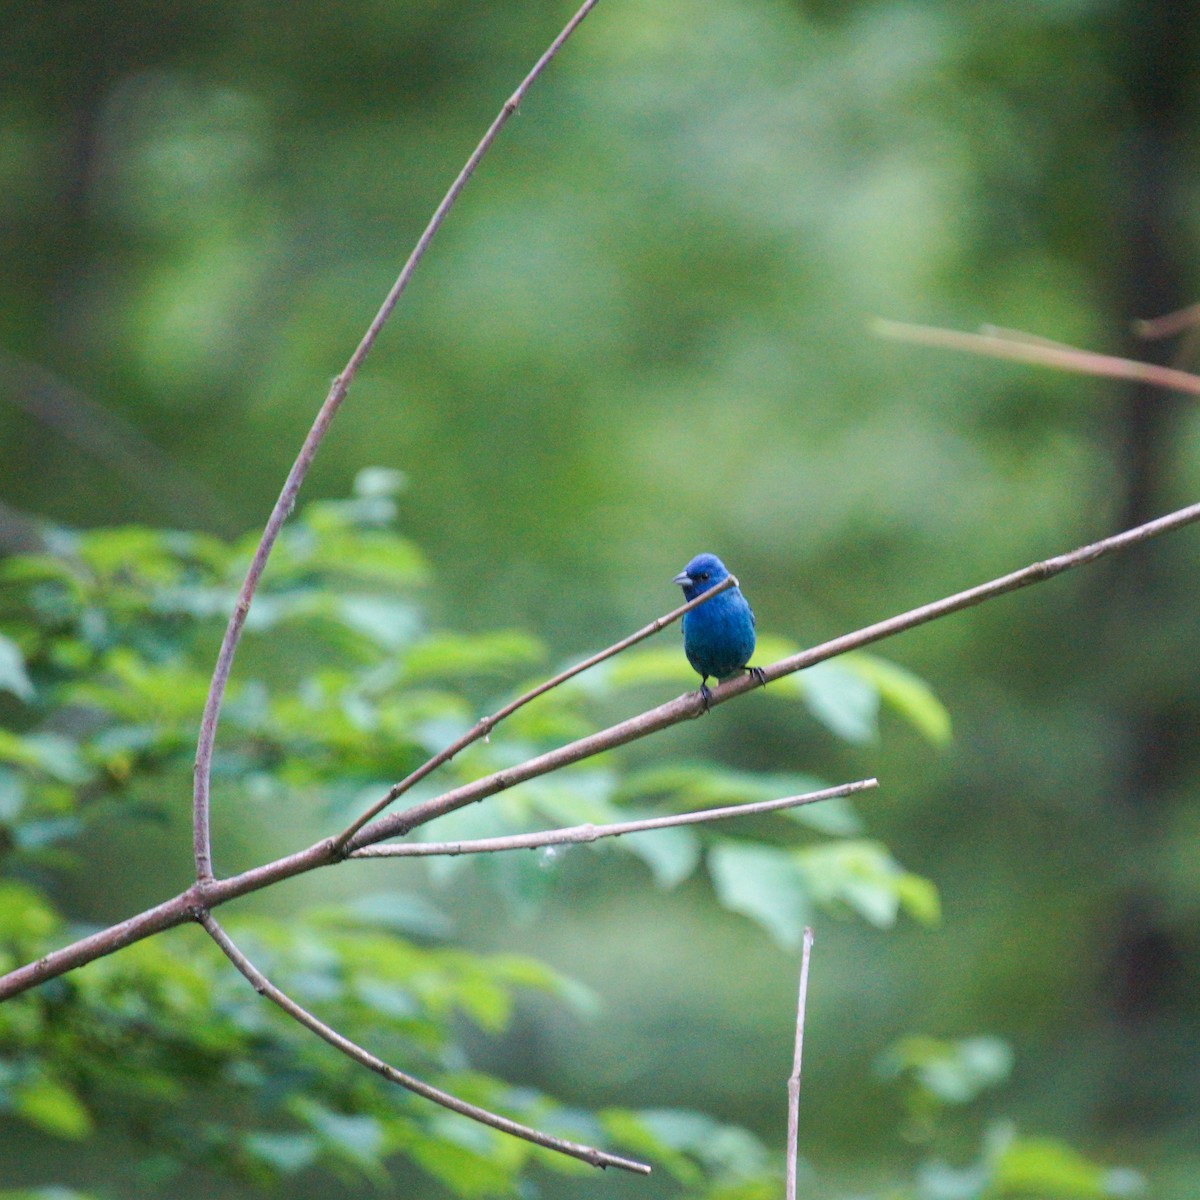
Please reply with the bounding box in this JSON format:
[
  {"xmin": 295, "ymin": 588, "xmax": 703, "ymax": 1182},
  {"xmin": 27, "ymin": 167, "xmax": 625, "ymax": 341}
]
[{"xmin": 673, "ymin": 553, "xmax": 764, "ymax": 708}]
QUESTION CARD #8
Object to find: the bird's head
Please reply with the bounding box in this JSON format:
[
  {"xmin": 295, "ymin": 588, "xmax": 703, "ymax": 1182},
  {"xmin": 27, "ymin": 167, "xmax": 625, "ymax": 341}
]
[{"xmin": 672, "ymin": 553, "xmax": 730, "ymax": 600}]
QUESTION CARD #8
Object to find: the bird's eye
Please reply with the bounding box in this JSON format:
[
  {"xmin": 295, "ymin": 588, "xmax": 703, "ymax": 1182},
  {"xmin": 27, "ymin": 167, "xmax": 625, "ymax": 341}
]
[{"xmin": 698, "ymin": 572, "xmax": 710, "ymax": 581}]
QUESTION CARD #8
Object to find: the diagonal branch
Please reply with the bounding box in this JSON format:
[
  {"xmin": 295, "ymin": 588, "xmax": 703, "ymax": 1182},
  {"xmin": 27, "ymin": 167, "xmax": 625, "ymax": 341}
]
[
  {"xmin": 7, "ymin": 496, "xmax": 1200, "ymax": 1001},
  {"xmin": 874, "ymin": 319, "xmax": 1200, "ymax": 396},
  {"xmin": 333, "ymin": 574, "xmax": 737, "ymax": 848},
  {"xmin": 1134, "ymin": 302, "xmax": 1200, "ymax": 340},
  {"xmin": 196, "ymin": 911, "xmax": 649, "ymax": 1174},
  {"xmin": 191, "ymin": 0, "xmax": 604, "ymax": 884},
  {"xmin": 349, "ymin": 495, "xmax": 1200, "ymax": 849},
  {"xmin": 350, "ymin": 778, "xmax": 877, "ymax": 859}
]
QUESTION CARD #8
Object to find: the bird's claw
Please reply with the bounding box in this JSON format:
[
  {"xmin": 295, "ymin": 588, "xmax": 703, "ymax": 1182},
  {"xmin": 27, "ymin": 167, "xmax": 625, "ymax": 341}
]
[
  {"xmin": 698, "ymin": 681, "xmax": 713, "ymax": 713},
  {"xmin": 748, "ymin": 666, "xmax": 766, "ymax": 688}
]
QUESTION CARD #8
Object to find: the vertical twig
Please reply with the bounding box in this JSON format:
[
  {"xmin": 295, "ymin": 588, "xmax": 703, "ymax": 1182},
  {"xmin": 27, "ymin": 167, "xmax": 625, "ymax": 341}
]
[
  {"xmin": 786, "ymin": 926, "xmax": 814, "ymax": 1200},
  {"xmin": 190, "ymin": 0, "xmax": 604, "ymax": 883}
]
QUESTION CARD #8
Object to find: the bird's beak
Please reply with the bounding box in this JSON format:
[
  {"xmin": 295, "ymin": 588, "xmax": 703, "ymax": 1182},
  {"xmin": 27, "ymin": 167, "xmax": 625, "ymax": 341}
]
[{"xmin": 672, "ymin": 570, "xmax": 692, "ymax": 586}]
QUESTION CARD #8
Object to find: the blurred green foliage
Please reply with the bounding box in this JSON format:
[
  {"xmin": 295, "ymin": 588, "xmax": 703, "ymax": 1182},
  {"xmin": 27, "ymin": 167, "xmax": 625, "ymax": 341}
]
[
  {"xmin": 2, "ymin": 0, "xmax": 1199, "ymax": 1195},
  {"xmin": 0, "ymin": 478, "xmax": 1136, "ymax": 1196}
]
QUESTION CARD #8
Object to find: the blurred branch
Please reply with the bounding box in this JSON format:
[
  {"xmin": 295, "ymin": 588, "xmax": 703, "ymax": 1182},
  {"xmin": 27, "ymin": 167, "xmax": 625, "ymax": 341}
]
[
  {"xmin": 0, "ymin": 350, "xmax": 227, "ymax": 526},
  {"xmin": 874, "ymin": 318, "xmax": 1200, "ymax": 396},
  {"xmin": 6, "ymin": 494, "xmax": 1200, "ymax": 1004},
  {"xmin": 1134, "ymin": 302, "xmax": 1200, "ymax": 340},
  {"xmin": 197, "ymin": 911, "xmax": 650, "ymax": 1175},
  {"xmin": 0, "ymin": 498, "xmax": 49, "ymax": 554},
  {"xmin": 333, "ymin": 573, "xmax": 737, "ymax": 848},
  {"xmin": 350, "ymin": 778, "xmax": 876, "ymax": 859},
  {"xmin": 786, "ymin": 927, "xmax": 814, "ymax": 1200},
  {"xmin": 190, "ymin": 0, "xmax": 603, "ymax": 884}
]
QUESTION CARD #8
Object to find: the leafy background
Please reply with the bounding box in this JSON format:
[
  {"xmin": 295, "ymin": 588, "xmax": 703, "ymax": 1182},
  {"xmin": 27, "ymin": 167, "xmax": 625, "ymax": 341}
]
[{"xmin": 1, "ymin": 0, "xmax": 1198, "ymax": 1196}]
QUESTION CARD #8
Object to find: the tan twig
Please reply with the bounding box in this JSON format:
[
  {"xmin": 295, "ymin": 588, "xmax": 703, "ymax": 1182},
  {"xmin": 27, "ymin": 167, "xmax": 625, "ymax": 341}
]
[
  {"xmin": 1134, "ymin": 303, "xmax": 1200, "ymax": 340},
  {"xmin": 785, "ymin": 927, "xmax": 814, "ymax": 1200},
  {"xmin": 7, "ymin": 496, "xmax": 1200, "ymax": 1001},
  {"xmin": 196, "ymin": 911, "xmax": 649, "ymax": 1174},
  {"xmin": 874, "ymin": 318, "xmax": 1200, "ymax": 396},
  {"xmin": 350, "ymin": 778, "xmax": 876, "ymax": 859},
  {"xmin": 333, "ymin": 573, "xmax": 737, "ymax": 849},
  {"xmin": 190, "ymin": 0, "xmax": 603, "ymax": 884}
]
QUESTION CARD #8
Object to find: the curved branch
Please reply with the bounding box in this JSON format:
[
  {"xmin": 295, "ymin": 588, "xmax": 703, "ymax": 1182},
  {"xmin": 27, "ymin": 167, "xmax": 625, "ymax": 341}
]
[
  {"xmin": 191, "ymin": 0, "xmax": 604, "ymax": 883},
  {"xmin": 197, "ymin": 912, "xmax": 650, "ymax": 1175}
]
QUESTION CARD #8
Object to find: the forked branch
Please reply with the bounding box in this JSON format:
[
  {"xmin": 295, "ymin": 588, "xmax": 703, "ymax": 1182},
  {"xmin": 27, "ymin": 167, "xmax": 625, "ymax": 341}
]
[
  {"xmin": 6, "ymin": 493, "xmax": 1200, "ymax": 1003},
  {"xmin": 333, "ymin": 573, "xmax": 737, "ymax": 848},
  {"xmin": 349, "ymin": 494, "xmax": 1200, "ymax": 850},
  {"xmin": 191, "ymin": 0, "xmax": 604, "ymax": 884}
]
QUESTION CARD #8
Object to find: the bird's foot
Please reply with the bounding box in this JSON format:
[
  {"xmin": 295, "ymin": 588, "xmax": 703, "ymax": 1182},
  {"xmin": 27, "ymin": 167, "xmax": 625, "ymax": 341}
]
[
  {"xmin": 747, "ymin": 666, "xmax": 766, "ymax": 688},
  {"xmin": 698, "ymin": 681, "xmax": 713, "ymax": 713}
]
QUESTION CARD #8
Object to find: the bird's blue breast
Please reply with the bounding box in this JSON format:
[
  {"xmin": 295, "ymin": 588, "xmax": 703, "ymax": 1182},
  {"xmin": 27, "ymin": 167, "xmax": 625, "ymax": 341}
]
[{"xmin": 681, "ymin": 588, "xmax": 756, "ymax": 680}]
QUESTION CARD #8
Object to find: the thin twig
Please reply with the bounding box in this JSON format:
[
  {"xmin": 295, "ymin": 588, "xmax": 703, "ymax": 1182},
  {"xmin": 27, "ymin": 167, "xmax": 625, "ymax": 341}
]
[
  {"xmin": 1134, "ymin": 303, "xmax": 1200, "ymax": 340},
  {"xmin": 785, "ymin": 927, "xmax": 814, "ymax": 1200},
  {"xmin": 874, "ymin": 318, "xmax": 1200, "ymax": 396},
  {"xmin": 0, "ymin": 349, "xmax": 225, "ymax": 524},
  {"xmin": 333, "ymin": 573, "xmax": 737, "ymax": 848},
  {"xmin": 8, "ymin": 496, "xmax": 1200, "ymax": 1001},
  {"xmin": 196, "ymin": 911, "xmax": 649, "ymax": 1174},
  {"xmin": 349, "ymin": 495, "xmax": 1200, "ymax": 849},
  {"xmin": 190, "ymin": 0, "xmax": 603, "ymax": 884},
  {"xmin": 350, "ymin": 778, "xmax": 877, "ymax": 858}
]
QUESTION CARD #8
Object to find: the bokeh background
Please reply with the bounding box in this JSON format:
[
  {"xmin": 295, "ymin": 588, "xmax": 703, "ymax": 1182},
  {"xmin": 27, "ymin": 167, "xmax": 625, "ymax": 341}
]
[{"xmin": 3, "ymin": 0, "xmax": 1199, "ymax": 1195}]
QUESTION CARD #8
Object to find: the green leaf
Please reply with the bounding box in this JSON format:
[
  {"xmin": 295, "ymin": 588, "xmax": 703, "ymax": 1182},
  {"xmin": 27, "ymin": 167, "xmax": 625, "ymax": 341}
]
[
  {"xmin": 798, "ymin": 841, "xmax": 940, "ymax": 928},
  {"xmin": 600, "ymin": 1108, "xmax": 701, "ymax": 1185},
  {"xmin": 636, "ymin": 1109, "xmax": 769, "ymax": 1180},
  {"xmin": 708, "ymin": 843, "xmax": 810, "ymax": 948},
  {"xmin": 604, "ymin": 646, "xmax": 697, "ymax": 688},
  {"xmin": 403, "ymin": 1122, "xmax": 516, "ymax": 1197},
  {"xmin": 916, "ymin": 1157, "xmax": 989, "ymax": 1199},
  {"xmin": 13, "ymin": 1074, "xmax": 94, "ymax": 1140},
  {"xmin": 0, "ymin": 881, "xmax": 60, "ymax": 945},
  {"xmin": 0, "ymin": 732, "xmax": 90, "ymax": 784},
  {"xmin": 994, "ymin": 1135, "xmax": 1143, "ymax": 1198},
  {"xmin": 622, "ymin": 825, "xmax": 701, "ymax": 888},
  {"xmin": 0, "ymin": 634, "xmax": 34, "ymax": 701},
  {"xmin": 879, "ymin": 1035, "xmax": 1013, "ymax": 1104},
  {"xmin": 334, "ymin": 596, "xmax": 421, "ymax": 649},
  {"xmin": 354, "ymin": 466, "xmax": 407, "ymax": 498},
  {"xmin": 241, "ymin": 1132, "xmax": 320, "ymax": 1174},
  {"xmin": 0, "ymin": 767, "xmax": 27, "ymax": 822},
  {"xmin": 293, "ymin": 1099, "xmax": 385, "ymax": 1175},
  {"xmin": 895, "ymin": 871, "xmax": 942, "ymax": 925},
  {"xmin": 401, "ymin": 630, "xmax": 544, "ymax": 683},
  {"xmin": 309, "ymin": 891, "xmax": 453, "ymax": 939},
  {"xmin": 798, "ymin": 661, "xmax": 880, "ymax": 743},
  {"xmin": 844, "ymin": 653, "xmax": 952, "ymax": 745}
]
